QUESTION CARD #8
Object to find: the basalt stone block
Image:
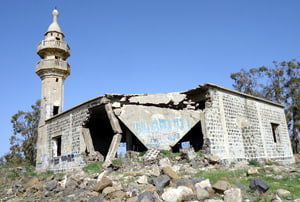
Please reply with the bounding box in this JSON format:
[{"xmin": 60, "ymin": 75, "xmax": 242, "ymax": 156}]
[
  {"xmin": 153, "ymin": 175, "xmax": 170, "ymax": 189},
  {"xmin": 249, "ymin": 178, "xmax": 269, "ymax": 193}
]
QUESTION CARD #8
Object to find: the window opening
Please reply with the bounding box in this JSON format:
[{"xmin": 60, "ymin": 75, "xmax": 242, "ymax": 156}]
[
  {"xmin": 271, "ymin": 123, "xmax": 280, "ymax": 143},
  {"xmin": 52, "ymin": 136, "xmax": 62, "ymax": 157},
  {"xmin": 55, "ymin": 78, "xmax": 59, "ymax": 82},
  {"xmin": 53, "ymin": 106, "xmax": 59, "ymax": 115},
  {"xmin": 56, "ymin": 37, "xmax": 60, "ymax": 40}
]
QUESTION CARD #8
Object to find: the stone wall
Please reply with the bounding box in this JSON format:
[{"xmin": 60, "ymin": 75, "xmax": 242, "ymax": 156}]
[
  {"xmin": 44, "ymin": 97, "xmax": 106, "ymax": 172},
  {"xmin": 204, "ymin": 87, "xmax": 294, "ymax": 163}
]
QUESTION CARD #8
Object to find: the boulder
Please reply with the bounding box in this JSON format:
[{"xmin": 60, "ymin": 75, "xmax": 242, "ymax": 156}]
[
  {"xmin": 153, "ymin": 175, "xmax": 170, "ymax": 189},
  {"xmin": 92, "ymin": 176, "xmax": 112, "ymax": 192},
  {"xmin": 271, "ymin": 194, "xmax": 283, "ymax": 202},
  {"xmin": 195, "ymin": 179, "xmax": 211, "ymax": 189},
  {"xmin": 137, "ymin": 175, "xmax": 148, "ymax": 184},
  {"xmin": 247, "ymin": 167, "xmax": 259, "ymax": 175},
  {"xmin": 102, "ymin": 186, "xmax": 122, "ymax": 195},
  {"xmin": 205, "ymin": 154, "xmax": 221, "ymax": 164},
  {"xmin": 213, "ymin": 180, "xmax": 232, "ymax": 193},
  {"xmin": 249, "ymin": 178, "xmax": 269, "ymax": 193},
  {"xmin": 195, "ymin": 186, "xmax": 210, "ymax": 200},
  {"xmin": 276, "ymin": 189, "xmax": 291, "ymax": 197},
  {"xmin": 137, "ymin": 191, "xmax": 161, "ymax": 202},
  {"xmin": 162, "ymin": 166, "xmax": 179, "ymax": 179},
  {"xmin": 159, "ymin": 157, "xmax": 172, "ymax": 168},
  {"xmin": 44, "ymin": 180, "xmax": 57, "ymax": 191},
  {"xmin": 224, "ymin": 188, "xmax": 242, "ymax": 202},
  {"xmin": 162, "ymin": 186, "xmax": 194, "ymax": 202},
  {"xmin": 151, "ymin": 165, "xmax": 161, "ymax": 176}
]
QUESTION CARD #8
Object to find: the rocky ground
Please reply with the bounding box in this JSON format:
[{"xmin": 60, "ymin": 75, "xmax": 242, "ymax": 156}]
[{"xmin": 0, "ymin": 150, "xmax": 299, "ymax": 202}]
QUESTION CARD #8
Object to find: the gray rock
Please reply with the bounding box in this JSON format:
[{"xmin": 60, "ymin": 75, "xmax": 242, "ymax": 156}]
[
  {"xmin": 249, "ymin": 178, "xmax": 269, "ymax": 193},
  {"xmin": 153, "ymin": 175, "xmax": 170, "ymax": 189},
  {"xmin": 45, "ymin": 181, "xmax": 57, "ymax": 191},
  {"xmin": 196, "ymin": 186, "xmax": 210, "ymax": 200},
  {"xmin": 213, "ymin": 180, "xmax": 231, "ymax": 193},
  {"xmin": 175, "ymin": 178, "xmax": 194, "ymax": 187},
  {"xmin": 159, "ymin": 157, "xmax": 172, "ymax": 168},
  {"xmin": 224, "ymin": 188, "xmax": 242, "ymax": 202},
  {"xmin": 137, "ymin": 191, "xmax": 161, "ymax": 202},
  {"xmin": 162, "ymin": 186, "xmax": 194, "ymax": 202},
  {"xmin": 191, "ymin": 177, "xmax": 206, "ymax": 184},
  {"xmin": 276, "ymin": 189, "xmax": 291, "ymax": 197}
]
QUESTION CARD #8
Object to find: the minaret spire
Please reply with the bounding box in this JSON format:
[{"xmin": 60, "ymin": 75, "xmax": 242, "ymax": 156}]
[{"xmin": 35, "ymin": 9, "xmax": 71, "ymax": 171}]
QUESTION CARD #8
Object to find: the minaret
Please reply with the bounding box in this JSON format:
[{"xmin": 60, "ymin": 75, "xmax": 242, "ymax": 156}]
[{"xmin": 35, "ymin": 9, "xmax": 70, "ymax": 170}]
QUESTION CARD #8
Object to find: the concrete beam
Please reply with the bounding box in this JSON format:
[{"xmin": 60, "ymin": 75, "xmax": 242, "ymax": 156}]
[
  {"xmin": 103, "ymin": 133, "xmax": 122, "ymax": 168},
  {"xmin": 81, "ymin": 127, "xmax": 96, "ymax": 155},
  {"xmin": 105, "ymin": 103, "xmax": 122, "ymax": 134}
]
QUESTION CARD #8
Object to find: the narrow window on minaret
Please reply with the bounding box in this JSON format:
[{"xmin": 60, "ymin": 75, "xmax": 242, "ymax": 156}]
[
  {"xmin": 56, "ymin": 78, "xmax": 59, "ymax": 82},
  {"xmin": 53, "ymin": 106, "xmax": 59, "ymax": 115}
]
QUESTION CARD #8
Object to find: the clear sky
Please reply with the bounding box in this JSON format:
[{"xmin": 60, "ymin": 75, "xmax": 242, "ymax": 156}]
[{"xmin": 1, "ymin": 0, "xmax": 300, "ymax": 158}]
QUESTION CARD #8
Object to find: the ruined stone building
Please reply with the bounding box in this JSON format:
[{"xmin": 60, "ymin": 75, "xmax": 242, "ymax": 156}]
[{"xmin": 35, "ymin": 9, "xmax": 295, "ymax": 172}]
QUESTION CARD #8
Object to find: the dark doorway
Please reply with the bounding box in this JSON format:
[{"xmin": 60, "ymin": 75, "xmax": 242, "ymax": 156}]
[
  {"xmin": 120, "ymin": 123, "xmax": 147, "ymax": 153},
  {"xmin": 172, "ymin": 121, "xmax": 203, "ymax": 152},
  {"xmin": 86, "ymin": 105, "xmax": 114, "ymax": 157}
]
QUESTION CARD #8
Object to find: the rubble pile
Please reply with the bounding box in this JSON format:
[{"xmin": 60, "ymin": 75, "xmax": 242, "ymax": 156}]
[{"xmin": 0, "ymin": 150, "xmax": 299, "ymax": 202}]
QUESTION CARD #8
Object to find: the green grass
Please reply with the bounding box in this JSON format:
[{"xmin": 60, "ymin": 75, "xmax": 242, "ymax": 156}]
[
  {"xmin": 160, "ymin": 150, "xmax": 181, "ymax": 158},
  {"xmin": 193, "ymin": 168, "xmax": 249, "ymax": 185},
  {"xmin": 112, "ymin": 158, "xmax": 124, "ymax": 165},
  {"xmin": 249, "ymin": 160, "xmax": 260, "ymax": 167},
  {"xmin": 82, "ymin": 161, "xmax": 104, "ymax": 174},
  {"xmin": 193, "ymin": 167, "xmax": 300, "ymax": 200}
]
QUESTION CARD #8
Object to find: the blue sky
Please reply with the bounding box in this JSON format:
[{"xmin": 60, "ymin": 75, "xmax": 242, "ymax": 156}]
[{"xmin": 1, "ymin": 0, "xmax": 300, "ymax": 158}]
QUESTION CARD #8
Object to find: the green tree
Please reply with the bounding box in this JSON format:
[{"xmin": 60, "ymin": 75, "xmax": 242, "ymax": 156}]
[
  {"xmin": 231, "ymin": 60, "xmax": 300, "ymax": 153},
  {"xmin": 4, "ymin": 100, "xmax": 40, "ymax": 165}
]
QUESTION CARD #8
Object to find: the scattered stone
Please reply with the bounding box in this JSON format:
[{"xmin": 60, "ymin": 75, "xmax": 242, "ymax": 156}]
[
  {"xmin": 213, "ymin": 180, "xmax": 232, "ymax": 193},
  {"xmin": 153, "ymin": 175, "xmax": 170, "ymax": 189},
  {"xmin": 224, "ymin": 188, "xmax": 242, "ymax": 202},
  {"xmin": 196, "ymin": 186, "xmax": 210, "ymax": 200},
  {"xmin": 45, "ymin": 181, "xmax": 57, "ymax": 191},
  {"xmin": 175, "ymin": 178, "xmax": 194, "ymax": 187},
  {"xmin": 276, "ymin": 189, "xmax": 291, "ymax": 197},
  {"xmin": 162, "ymin": 186, "xmax": 194, "ymax": 202},
  {"xmin": 247, "ymin": 167, "xmax": 259, "ymax": 175},
  {"xmin": 137, "ymin": 191, "xmax": 161, "ymax": 202},
  {"xmin": 151, "ymin": 165, "xmax": 161, "ymax": 176},
  {"xmin": 249, "ymin": 178, "xmax": 269, "ymax": 193},
  {"xmin": 195, "ymin": 179, "xmax": 211, "ymax": 189},
  {"xmin": 137, "ymin": 175, "xmax": 148, "ymax": 184},
  {"xmin": 205, "ymin": 154, "xmax": 221, "ymax": 164},
  {"xmin": 92, "ymin": 176, "xmax": 112, "ymax": 192},
  {"xmin": 162, "ymin": 166, "xmax": 179, "ymax": 179},
  {"xmin": 24, "ymin": 177, "xmax": 40, "ymax": 189},
  {"xmin": 102, "ymin": 186, "xmax": 122, "ymax": 195},
  {"xmin": 271, "ymin": 194, "xmax": 283, "ymax": 202},
  {"xmin": 159, "ymin": 157, "xmax": 172, "ymax": 168}
]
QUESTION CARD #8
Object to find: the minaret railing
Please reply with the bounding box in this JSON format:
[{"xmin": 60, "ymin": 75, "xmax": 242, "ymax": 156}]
[
  {"xmin": 37, "ymin": 40, "xmax": 70, "ymax": 53},
  {"xmin": 36, "ymin": 59, "xmax": 70, "ymax": 71}
]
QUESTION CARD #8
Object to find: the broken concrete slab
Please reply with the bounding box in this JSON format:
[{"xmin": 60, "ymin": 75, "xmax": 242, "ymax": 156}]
[{"xmin": 128, "ymin": 92, "xmax": 186, "ymax": 105}]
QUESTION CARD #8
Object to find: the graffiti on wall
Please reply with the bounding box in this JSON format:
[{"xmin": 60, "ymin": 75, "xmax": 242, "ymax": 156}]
[{"xmin": 133, "ymin": 118, "xmax": 191, "ymax": 148}]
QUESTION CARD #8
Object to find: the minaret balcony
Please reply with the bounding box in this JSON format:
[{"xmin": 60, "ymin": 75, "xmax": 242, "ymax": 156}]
[
  {"xmin": 37, "ymin": 40, "xmax": 70, "ymax": 58},
  {"xmin": 36, "ymin": 59, "xmax": 70, "ymax": 75}
]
